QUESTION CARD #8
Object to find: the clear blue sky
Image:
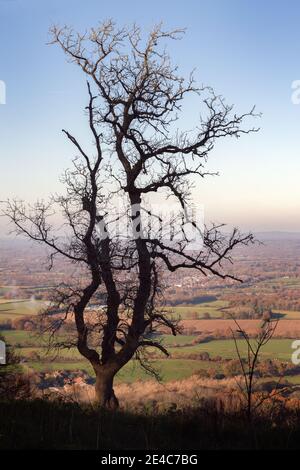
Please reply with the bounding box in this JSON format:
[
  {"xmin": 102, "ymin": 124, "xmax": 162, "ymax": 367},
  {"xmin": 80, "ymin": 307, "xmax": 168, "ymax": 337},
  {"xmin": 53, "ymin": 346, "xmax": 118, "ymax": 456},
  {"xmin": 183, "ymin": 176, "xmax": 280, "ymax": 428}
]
[{"xmin": 1, "ymin": 0, "xmax": 300, "ymax": 233}]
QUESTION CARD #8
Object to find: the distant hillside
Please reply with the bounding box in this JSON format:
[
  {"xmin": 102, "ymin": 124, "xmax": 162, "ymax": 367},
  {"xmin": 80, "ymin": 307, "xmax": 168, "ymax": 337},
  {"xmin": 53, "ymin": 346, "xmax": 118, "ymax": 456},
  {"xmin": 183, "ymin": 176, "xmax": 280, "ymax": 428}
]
[{"xmin": 255, "ymin": 231, "xmax": 300, "ymax": 241}]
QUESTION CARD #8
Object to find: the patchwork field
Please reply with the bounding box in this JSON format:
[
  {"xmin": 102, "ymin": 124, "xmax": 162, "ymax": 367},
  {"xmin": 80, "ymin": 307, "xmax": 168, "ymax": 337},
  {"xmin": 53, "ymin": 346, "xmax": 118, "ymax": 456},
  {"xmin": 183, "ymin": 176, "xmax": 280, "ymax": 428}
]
[
  {"xmin": 2, "ymin": 324, "xmax": 298, "ymax": 384},
  {"xmin": 1, "ymin": 293, "xmax": 300, "ymax": 386},
  {"xmin": 11, "ymin": 338, "xmax": 296, "ymax": 366},
  {"xmin": 168, "ymin": 302, "xmax": 300, "ymax": 322}
]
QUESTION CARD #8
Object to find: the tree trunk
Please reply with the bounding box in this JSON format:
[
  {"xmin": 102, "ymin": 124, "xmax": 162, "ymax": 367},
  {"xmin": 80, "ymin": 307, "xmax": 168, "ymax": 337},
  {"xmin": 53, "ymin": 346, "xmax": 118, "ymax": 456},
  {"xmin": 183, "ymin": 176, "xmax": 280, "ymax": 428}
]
[{"xmin": 95, "ymin": 369, "xmax": 119, "ymax": 409}]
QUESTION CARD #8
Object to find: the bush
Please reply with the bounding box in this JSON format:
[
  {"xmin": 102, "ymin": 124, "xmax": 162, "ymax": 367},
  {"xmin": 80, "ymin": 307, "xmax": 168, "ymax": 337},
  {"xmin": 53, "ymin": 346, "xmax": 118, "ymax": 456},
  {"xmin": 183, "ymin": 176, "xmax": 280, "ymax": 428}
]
[
  {"xmin": 195, "ymin": 369, "xmax": 210, "ymax": 379},
  {"xmin": 223, "ymin": 360, "xmax": 243, "ymax": 377},
  {"xmin": 0, "ymin": 334, "xmax": 32, "ymax": 400},
  {"xmin": 202, "ymin": 312, "xmax": 211, "ymax": 319}
]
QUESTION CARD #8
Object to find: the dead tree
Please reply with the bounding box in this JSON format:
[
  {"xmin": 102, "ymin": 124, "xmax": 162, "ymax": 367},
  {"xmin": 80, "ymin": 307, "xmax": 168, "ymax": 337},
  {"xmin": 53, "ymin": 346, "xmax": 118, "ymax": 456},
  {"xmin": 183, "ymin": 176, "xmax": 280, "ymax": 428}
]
[{"xmin": 4, "ymin": 21, "xmax": 258, "ymax": 408}]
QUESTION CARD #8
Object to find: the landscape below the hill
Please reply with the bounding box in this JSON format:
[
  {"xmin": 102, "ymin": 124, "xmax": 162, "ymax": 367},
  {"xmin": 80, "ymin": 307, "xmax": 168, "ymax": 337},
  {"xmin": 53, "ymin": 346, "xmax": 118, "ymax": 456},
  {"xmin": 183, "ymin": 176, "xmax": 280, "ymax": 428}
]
[{"xmin": 1, "ymin": 233, "xmax": 300, "ymax": 404}]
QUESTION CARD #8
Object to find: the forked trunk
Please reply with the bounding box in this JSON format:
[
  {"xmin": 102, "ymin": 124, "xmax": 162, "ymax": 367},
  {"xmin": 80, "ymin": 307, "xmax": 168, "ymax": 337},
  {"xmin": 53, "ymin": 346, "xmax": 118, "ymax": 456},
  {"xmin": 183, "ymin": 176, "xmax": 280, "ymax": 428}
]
[{"xmin": 95, "ymin": 369, "xmax": 119, "ymax": 409}]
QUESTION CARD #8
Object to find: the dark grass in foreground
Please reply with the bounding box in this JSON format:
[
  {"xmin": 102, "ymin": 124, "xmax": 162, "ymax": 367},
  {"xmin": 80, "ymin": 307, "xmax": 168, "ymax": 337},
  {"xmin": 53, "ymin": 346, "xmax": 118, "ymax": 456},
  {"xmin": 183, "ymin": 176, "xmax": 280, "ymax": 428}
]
[{"xmin": 1, "ymin": 400, "xmax": 300, "ymax": 450}]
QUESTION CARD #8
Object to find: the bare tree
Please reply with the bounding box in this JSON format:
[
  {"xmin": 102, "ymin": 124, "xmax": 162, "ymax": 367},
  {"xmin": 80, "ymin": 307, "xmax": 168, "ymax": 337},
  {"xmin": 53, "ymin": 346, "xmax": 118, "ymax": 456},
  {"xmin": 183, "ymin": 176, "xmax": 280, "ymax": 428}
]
[
  {"xmin": 231, "ymin": 316, "xmax": 279, "ymax": 422},
  {"xmin": 4, "ymin": 21, "xmax": 258, "ymax": 408}
]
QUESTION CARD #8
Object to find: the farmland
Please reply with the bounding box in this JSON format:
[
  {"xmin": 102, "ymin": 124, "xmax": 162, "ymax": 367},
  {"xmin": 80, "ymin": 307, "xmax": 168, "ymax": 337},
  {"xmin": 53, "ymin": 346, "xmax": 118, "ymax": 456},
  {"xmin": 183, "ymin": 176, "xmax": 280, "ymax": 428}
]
[
  {"xmin": 1, "ymin": 296, "xmax": 300, "ymax": 385},
  {"xmin": 1, "ymin": 326, "xmax": 298, "ymax": 383},
  {"xmin": 2, "ymin": 236, "xmax": 300, "ymax": 389},
  {"xmin": 1, "ymin": 299, "xmax": 300, "ymax": 384},
  {"xmin": 3, "ymin": 332, "xmax": 296, "ymax": 364}
]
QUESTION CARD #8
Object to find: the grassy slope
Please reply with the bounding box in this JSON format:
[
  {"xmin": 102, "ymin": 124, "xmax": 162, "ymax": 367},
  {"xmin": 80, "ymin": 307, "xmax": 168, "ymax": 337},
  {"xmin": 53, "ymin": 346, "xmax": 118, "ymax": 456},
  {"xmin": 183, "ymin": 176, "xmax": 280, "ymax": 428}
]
[{"xmin": 3, "ymin": 399, "xmax": 300, "ymax": 449}]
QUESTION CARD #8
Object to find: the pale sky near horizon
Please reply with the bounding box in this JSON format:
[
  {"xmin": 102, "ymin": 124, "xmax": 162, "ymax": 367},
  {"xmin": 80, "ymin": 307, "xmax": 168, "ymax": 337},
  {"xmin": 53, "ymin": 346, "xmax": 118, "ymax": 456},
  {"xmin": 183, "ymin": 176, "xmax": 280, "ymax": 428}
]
[{"xmin": 1, "ymin": 0, "xmax": 300, "ymax": 234}]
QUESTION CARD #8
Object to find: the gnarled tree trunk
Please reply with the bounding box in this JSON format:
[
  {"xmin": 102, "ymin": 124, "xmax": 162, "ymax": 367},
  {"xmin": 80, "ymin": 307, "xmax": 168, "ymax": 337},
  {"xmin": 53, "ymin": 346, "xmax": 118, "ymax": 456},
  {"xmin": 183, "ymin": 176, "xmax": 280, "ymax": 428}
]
[{"xmin": 94, "ymin": 367, "xmax": 119, "ymax": 409}]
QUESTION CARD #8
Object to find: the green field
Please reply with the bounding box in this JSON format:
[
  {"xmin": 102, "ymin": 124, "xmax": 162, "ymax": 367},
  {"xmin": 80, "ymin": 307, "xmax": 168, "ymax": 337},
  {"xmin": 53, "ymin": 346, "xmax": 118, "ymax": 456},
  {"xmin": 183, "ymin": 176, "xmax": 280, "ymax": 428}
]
[
  {"xmin": 2, "ymin": 331, "xmax": 295, "ymax": 385},
  {"xmin": 161, "ymin": 334, "xmax": 195, "ymax": 346},
  {"xmin": 15, "ymin": 347, "xmax": 82, "ymax": 360},
  {"xmin": 167, "ymin": 338, "xmax": 296, "ymax": 362},
  {"xmin": 0, "ymin": 299, "xmax": 45, "ymax": 321},
  {"xmin": 116, "ymin": 359, "xmax": 213, "ymax": 382},
  {"xmin": 22, "ymin": 358, "xmax": 213, "ymax": 383},
  {"xmin": 3, "ymin": 329, "xmax": 296, "ymax": 363},
  {"xmin": 14, "ymin": 338, "xmax": 296, "ymax": 363},
  {"xmin": 166, "ymin": 300, "xmax": 229, "ymax": 319},
  {"xmin": 0, "ymin": 297, "xmax": 228, "ymax": 322},
  {"xmin": 167, "ymin": 302, "xmax": 300, "ymax": 321},
  {"xmin": 1, "ymin": 330, "xmax": 41, "ymax": 344},
  {"xmin": 273, "ymin": 309, "xmax": 300, "ymax": 320}
]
